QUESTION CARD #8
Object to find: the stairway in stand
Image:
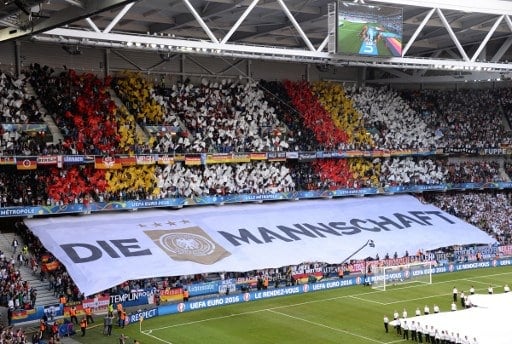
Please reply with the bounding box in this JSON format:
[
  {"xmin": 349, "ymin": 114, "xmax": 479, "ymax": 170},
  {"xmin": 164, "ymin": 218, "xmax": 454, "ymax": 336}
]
[
  {"xmin": 24, "ymin": 82, "xmax": 64, "ymax": 145},
  {"xmin": 0, "ymin": 232, "xmax": 59, "ymax": 308},
  {"xmin": 108, "ymin": 87, "xmax": 150, "ymax": 144}
]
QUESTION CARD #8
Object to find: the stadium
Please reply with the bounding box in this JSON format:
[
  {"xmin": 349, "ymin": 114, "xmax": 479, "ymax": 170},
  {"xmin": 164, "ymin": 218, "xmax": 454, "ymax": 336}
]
[{"xmin": 0, "ymin": 0, "xmax": 512, "ymax": 343}]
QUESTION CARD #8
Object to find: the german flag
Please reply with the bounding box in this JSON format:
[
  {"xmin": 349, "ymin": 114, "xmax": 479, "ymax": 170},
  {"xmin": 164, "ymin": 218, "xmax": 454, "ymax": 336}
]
[
  {"xmin": 94, "ymin": 156, "xmax": 122, "ymax": 169},
  {"xmin": 250, "ymin": 152, "xmax": 267, "ymax": 160},
  {"xmin": 119, "ymin": 155, "xmax": 137, "ymax": 167},
  {"xmin": 16, "ymin": 157, "xmax": 37, "ymax": 170},
  {"xmin": 184, "ymin": 155, "xmax": 201, "ymax": 166}
]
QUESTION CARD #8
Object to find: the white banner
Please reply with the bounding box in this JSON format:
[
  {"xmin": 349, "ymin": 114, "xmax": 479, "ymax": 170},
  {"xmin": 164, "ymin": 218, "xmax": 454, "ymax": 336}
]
[{"xmin": 25, "ymin": 195, "xmax": 495, "ymax": 296}]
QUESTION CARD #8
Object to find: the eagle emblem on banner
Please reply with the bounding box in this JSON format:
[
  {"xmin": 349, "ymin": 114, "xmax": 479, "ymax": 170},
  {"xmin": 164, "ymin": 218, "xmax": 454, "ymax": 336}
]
[{"xmin": 144, "ymin": 227, "xmax": 231, "ymax": 265}]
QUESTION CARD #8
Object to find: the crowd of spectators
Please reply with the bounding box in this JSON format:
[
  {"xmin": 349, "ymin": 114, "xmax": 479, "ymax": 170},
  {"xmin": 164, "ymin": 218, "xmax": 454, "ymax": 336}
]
[
  {"xmin": 8, "ymin": 66, "xmax": 512, "ymax": 158},
  {"xmin": 0, "ymin": 224, "xmax": 43, "ymax": 329},
  {"xmin": 445, "ymin": 160, "xmax": 503, "ymax": 183},
  {"xmin": 421, "ymin": 191, "xmax": 512, "ymax": 245},
  {"xmin": 283, "ymin": 80, "xmax": 349, "ymax": 150},
  {"xmin": 16, "ymin": 223, "xmax": 83, "ymax": 305},
  {"xmin": 0, "ymin": 68, "xmax": 512, "ymax": 341},
  {"xmin": 378, "ymin": 157, "xmax": 447, "ymax": 186},
  {"xmin": 0, "ymin": 73, "xmax": 42, "ymax": 125},
  {"xmin": 1, "ymin": 68, "xmax": 512, "ymax": 199},
  {"xmin": 0, "ymin": 71, "xmax": 49, "ymax": 156},
  {"xmin": 0, "ymin": 249, "xmax": 36, "ymax": 311},
  {"xmin": 346, "ymin": 85, "xmax": 437, "ymax": 150},
  {"xmin": 117, "ymin": 74, "xmax": 294, "ymax": 154},
  {"xmin": 258, "ymin": 80, "xmax": 318, "ymax": 152},
  {"xmin": 402, "ymin": 88, "xmax": 512, "ymax": 149},
  {"xmin": 504, "ymin": 160, "xmax": 512, "ymax": 178},
  {"xmin": 0, "ymin": 326, "xmax": 27, "ymax": 343},
  {"xmin": 0, "ymin": 68, "xmax": 511, "ymax": 205},
  {"xmin": 376, "ymin": 158, "xmax": 507, "ymax": 187},
  {"xmin": 0, "ymin": 167, "xmax": 45, "ymax": 207},
  {"xmin": 28, "ymin": 64, "xmax": 142, "ymax": 156},
  {"xmin": 498, "ymin": 87, "xmax": 512, "ymax": 130},
  {"xmin": 0, "ymin": 157, "xmax": 502, "ymax": 206},
  {"xmin": 155, "ymin": 161, "xmax": 295, "ymax": 198},
  {"xmin": 29, "ymin": 64, "xmax": 117, "ymax": 155}
]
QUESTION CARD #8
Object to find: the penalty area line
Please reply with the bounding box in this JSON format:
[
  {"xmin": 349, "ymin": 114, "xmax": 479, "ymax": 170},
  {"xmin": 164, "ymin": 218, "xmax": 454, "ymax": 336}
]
[
  {"xmin": 145, "ymin": 270, "xmax": 512, "ymax": 334},
  {"xmin": 350, "ymin": 295, "xmax": 387, "ymax": 305},
  {"xmin": 140, "ymin": 328, "xmax": 173, "ymax": 344},
  {"xmin": 266, "ymin": 309, "xmax": 385, "ymax": 343},
  {"xmin": 463, "ymin": 278, "xmax": 499, "ymax": 286}
]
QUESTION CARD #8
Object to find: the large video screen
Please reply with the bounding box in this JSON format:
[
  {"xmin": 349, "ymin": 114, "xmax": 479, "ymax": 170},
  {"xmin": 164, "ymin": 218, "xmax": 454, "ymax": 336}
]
[{"xmin": 336, "ymin": 1, "xmax": 403, "ymax": 57}]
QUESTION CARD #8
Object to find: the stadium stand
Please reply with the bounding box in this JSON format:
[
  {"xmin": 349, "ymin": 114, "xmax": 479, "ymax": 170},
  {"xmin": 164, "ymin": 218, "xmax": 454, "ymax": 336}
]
[
  {"xmin": 0, "ymin": 66, "xmax": 512, "ymax": 333},
  {"xmin": 0, "ymin": 69, "xmax": 509, "ymax": 204},
  {"xmin": 2, "ymin": 1, "xmax": 512, "ymax": 342}
]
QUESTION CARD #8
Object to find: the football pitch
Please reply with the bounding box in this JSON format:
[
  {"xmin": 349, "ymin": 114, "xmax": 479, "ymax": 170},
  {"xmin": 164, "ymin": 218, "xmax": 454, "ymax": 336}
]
[
  {"xmin": 337, "ymin": 21, "xmax": 396, "ymax": 56},
  {"xmin": 74, "ymin": 266, "xmax": 512, "ymax": 343}
]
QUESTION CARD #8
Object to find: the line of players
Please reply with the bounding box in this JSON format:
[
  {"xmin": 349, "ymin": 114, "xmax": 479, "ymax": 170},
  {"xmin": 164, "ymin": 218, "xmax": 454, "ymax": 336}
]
[
  {"xmin": 381, "ymin": 284, "xmax": 511, "ymax": 344},
  {"xmin": 451, "ymin": 283, "xmax": 509, "ymax": 311},
  {"xmin": 384, "ymin": 306, "xmax": 477, "ymax": 343}
]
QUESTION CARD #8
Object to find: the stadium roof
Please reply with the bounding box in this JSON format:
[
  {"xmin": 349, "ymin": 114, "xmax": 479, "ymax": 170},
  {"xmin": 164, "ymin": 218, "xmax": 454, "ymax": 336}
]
[{"xmin": 1, "ymin": 0, "xmax": 512, "ymax": 82}]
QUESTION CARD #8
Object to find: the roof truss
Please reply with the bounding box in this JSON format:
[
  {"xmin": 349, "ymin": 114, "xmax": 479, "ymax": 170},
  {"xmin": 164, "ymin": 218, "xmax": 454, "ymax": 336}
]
[{"xmin": 0, "ymin": 0, "xmax": 511, "ymax": 79}]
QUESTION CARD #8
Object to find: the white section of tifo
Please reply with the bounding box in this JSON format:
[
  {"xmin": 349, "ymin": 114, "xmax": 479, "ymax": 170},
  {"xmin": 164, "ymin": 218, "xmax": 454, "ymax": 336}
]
[
  {"xmin": 391, "ymin": 293, "xmax": 512, "ymax": 344},
  {"xmin": 24, "ymin": 195, "xmax": 495, "ymax": 296}
]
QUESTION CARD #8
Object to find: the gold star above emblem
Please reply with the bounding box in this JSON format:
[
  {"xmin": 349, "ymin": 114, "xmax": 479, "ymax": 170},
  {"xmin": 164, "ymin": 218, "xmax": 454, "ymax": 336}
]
[
  {"xmin": 153, "ymin": 222, "xmax": 162, "ymax": 227},
  {"xmin": 138, "ymin": 224, "xmax": 146, "ymax": 227},
  {"xmin": 181, "ymin": 219, "xmax": 190, "ymax": 224},
  {"xmin": 167, "ymin": 221, "xmax": 176, "ymax": 226}
]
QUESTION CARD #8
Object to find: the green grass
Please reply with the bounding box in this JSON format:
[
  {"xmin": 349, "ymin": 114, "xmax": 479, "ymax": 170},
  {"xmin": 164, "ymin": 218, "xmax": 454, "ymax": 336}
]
[
  {"xmin": 337, "ymin": 20, "xmax": 366, "ymax": 54},
  {"xmin": 72, "ymin": 266, "xmax": 512, "ymax": 343},
  {"xmin": 337, "ymin": 20, "xmax": 398, "ymax": 56}
]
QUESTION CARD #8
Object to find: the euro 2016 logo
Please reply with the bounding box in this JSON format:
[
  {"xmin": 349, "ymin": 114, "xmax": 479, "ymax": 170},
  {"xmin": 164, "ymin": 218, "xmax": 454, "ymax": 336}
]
[{"xmin": 144, "ymin": 227, "xmax": 231, "ymax": 265}]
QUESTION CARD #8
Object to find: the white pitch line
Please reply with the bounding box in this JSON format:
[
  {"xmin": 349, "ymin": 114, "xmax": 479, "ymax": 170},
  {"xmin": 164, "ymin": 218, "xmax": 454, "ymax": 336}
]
[
  {"xmin": 140, "ymin": 329, "xmax": 174, "ymax": 344},
  {"xmin": 350, "ymin": 295, "xmax": 387, "ymax": 305},
  {"xmin": 382, "ymin": 281, "xmax": 504, "ymax": 306},
  {"xmin": 382, "ymin": 292, "xmax": 452, "ymax": 305},
  {"xmin": 266, "ymin": 308, "xmax": 385, "ymax": 343},
  {"xmin": 463, "ymin": 278, "xmax": 496, "ymax": 286},
  {"xmin": 382, "ymin": 284, "xmax": 506, "ymax": 306},
  {"xmin": 145, "ymin": 270, "xmax": 512, "ymax": 334},
  {"xmin": 147, "ymin": 312, "xmax": 260, "ymax": 331},
  {"xmin": 347, "ymin": 271, "xmax": 512, "ymax": 306},
  {"xmin": 265, "ymin": 270, "xmax": 512, "ymax": 311}
]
